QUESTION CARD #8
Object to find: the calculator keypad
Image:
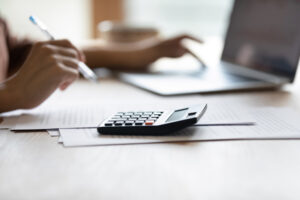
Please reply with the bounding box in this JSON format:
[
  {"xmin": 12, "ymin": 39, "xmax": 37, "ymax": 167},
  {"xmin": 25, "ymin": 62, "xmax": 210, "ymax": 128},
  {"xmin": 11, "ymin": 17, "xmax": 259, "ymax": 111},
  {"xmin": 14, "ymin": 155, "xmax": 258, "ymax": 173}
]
[{"xmin": 104, "ymin": 111, "xmax": 163, "ymax": 127}]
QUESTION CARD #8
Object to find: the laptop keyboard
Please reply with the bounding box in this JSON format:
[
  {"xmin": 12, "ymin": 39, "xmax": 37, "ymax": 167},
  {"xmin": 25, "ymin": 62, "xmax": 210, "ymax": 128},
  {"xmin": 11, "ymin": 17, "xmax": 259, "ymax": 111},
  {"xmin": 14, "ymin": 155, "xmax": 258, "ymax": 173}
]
[{"xmin": 191, "ymin": 70, "xmax": 261, "ymax": 83}]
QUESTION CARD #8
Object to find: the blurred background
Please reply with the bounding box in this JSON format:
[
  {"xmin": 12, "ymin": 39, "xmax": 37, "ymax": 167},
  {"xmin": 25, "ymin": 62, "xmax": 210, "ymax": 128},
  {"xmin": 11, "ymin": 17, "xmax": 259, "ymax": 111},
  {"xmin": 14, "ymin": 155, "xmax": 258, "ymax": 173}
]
[{"xmin": 0, "ymin": 0, "xmax": 233, "ymax": 41}]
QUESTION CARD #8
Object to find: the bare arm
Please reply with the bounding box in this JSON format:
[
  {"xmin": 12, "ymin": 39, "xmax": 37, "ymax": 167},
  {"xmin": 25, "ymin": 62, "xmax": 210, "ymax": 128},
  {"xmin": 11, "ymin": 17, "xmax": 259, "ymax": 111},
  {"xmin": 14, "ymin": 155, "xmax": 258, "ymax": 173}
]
[
  {"xmin": 82, "ymin": 34, "xmax": 203, "ymax": 70},
  {"xmin": 83, "ymin": 43, "xmax": 155, "ymax": 70}
]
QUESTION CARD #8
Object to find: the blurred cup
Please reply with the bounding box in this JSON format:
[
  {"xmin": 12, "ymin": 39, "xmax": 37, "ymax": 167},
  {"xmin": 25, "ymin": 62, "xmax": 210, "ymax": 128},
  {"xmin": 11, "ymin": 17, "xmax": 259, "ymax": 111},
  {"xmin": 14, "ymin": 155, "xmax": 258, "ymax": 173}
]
[{"xmin": 98, "ymin": 21, "xmax": 159, "ymax": 43}]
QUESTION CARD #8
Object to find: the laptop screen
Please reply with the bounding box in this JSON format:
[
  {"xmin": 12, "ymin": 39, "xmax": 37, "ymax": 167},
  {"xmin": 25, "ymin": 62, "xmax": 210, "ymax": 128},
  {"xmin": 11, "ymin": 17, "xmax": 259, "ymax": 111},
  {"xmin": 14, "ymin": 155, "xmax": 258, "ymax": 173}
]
[{"xmin": 221, "ymin": 0, "xmax": 300, "ymax": 82}]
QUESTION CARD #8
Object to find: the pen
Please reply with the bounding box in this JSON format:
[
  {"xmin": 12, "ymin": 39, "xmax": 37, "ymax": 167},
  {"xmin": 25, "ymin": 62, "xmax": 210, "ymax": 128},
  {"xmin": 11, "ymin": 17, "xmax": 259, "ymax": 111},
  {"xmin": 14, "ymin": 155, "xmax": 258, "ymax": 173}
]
[{"xmin": 29, "ymin": 15, "xmax": 98, "ymax": 82}]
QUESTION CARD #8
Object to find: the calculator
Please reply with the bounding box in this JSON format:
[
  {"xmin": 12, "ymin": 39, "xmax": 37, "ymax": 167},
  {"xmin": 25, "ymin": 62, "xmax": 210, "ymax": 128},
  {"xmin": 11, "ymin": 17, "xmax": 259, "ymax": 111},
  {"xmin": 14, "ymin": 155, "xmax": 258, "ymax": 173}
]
[{"xmin": 97, "ymin": 104, "xmax": 207, "ymax": 135}]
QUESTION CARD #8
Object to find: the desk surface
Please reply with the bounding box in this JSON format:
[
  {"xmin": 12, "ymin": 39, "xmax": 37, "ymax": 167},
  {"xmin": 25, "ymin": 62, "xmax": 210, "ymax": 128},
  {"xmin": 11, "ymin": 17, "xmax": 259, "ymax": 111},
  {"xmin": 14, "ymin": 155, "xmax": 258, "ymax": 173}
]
[
  {"xmin": 1, "ymin": 76, "xmax": 300, "ymax": 200},
  {"xmin": 1, "ymin": 37, "xmax": 300, "ymax": 199}
]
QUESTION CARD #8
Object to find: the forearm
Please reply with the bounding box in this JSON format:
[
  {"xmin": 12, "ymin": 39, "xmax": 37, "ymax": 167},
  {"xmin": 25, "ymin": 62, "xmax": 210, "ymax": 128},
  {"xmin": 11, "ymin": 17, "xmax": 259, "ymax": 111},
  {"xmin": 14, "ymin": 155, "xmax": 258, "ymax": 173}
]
[{"xmin": 82, "ymin": 41, "xmax": 159, "ymax": 70}]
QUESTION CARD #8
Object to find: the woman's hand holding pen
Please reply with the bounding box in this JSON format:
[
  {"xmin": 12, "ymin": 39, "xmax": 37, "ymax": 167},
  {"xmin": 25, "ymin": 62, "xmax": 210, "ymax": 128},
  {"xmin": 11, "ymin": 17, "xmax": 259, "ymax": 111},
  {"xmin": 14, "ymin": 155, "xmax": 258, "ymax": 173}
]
[{"xmin": 2, "ymin": 39, "xmax": 84, "ymax": 110}]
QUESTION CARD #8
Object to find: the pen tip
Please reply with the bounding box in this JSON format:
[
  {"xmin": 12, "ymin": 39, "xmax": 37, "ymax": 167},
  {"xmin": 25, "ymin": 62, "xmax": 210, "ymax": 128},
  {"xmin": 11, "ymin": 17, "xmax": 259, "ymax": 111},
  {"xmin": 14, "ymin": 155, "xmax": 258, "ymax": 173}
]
[{"xmin": 29, "ymin": 15, "xmax": 36, "ymax": 24}]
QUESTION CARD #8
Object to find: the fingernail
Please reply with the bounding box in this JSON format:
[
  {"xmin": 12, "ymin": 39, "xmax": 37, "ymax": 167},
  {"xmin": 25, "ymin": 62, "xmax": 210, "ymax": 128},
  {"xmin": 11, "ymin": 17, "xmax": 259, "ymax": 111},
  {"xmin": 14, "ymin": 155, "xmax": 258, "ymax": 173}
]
[{"xmin": 81, "ymin": 54, "xmax": 86, "ymax": 62}]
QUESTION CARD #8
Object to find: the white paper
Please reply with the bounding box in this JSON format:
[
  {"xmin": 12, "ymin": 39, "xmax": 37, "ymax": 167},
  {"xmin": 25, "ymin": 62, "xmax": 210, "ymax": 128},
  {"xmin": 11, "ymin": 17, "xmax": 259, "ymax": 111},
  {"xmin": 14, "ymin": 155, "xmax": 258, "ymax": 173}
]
[
  {"xmin": 198, "ymin": 104, "xmax": 254, "ymax": 125},
  {"xmin": 58, "ymin": 136, "xmax": 63, "ymax": 144},
  {"xmin": 10, "ymin": 104, "xmax": 111, "ymax": 131},
  {"xmin": 0, "ymin": 110, "xmax": 26, "ymax": 129},
  {"xmin": 47, "ymin": 130, "xmax": 60, "ymax": 137},
  {"xmin": 8, "ymin": 103, "xmax": 254, "ymax": 131},
  {"xmin": 0, "ymin": 90, "xmax": 64, "ymax": 129},
  {"xmin": 59, "ymin": 107, "xmax": 300, "ymax": 147}
]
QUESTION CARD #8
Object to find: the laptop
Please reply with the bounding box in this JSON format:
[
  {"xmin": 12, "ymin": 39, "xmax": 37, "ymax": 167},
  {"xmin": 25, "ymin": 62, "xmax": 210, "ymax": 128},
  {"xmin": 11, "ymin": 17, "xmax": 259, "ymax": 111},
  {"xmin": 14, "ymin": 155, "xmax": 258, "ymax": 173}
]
[{"xmin": 119, "ymin": 0, "xmax": 300, "ymax": 96}]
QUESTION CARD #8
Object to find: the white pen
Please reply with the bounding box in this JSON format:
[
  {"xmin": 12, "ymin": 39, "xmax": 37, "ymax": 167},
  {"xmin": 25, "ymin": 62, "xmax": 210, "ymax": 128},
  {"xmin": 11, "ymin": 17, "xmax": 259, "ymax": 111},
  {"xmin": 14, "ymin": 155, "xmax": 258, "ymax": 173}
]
[{"xmin": 29, "ymin": 15, "xmax": 98, "ymax": 82}]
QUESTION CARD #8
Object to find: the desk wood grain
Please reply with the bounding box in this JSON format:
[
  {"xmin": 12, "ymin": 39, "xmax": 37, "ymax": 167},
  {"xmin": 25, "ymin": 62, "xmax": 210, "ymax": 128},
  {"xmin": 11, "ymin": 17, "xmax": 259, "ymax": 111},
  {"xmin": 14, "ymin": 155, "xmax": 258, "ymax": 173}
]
[{"xmin": 1, "ymin": 76, "xmax": 300, "ymax": 200}]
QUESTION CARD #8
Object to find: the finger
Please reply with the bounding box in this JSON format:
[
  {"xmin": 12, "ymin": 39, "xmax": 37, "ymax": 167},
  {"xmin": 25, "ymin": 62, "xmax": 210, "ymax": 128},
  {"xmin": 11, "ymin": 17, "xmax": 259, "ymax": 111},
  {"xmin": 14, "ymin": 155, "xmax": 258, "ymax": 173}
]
[
  {"xmin": 62, "ymin": 65, "xmax": 79, "ymax": 80},
  {"xmin": 58, "ymin": 65, "xmax": 79, "ymax": 91},
  {"xmin": 56, "ymin": 55, "xmax": 80, "ymax": 70},
  {"xmin": 59, "ymin": 81, "xmax": 72, "ymax": 91},
  {"xmin": 184, "ymin": 47, "xmax": 207, "ymax": 67},
  {"xmin": 173, "ymin": 34, "xmax": 204, "ymax": 44},
  {"xmin": 174, "ymin": 47, "xmax": 187, "ymax": 57},
  {"xmin": 48, "ymin": 39, "xmax": 85, "ymax": 62},
  {"xmin": 165, "ymin": 45, "xmax": 187, "ymax": 58},
  {"xmin": 48, "ymin": 45, "xmax": 79, "ymax": 60},
  {"xmin": 81, "ymin": 53, "xmax": 86, "ymax": 63},
  {"xmin": 56, "ymin": 64, "xmax": 79, "ymax": 84}
]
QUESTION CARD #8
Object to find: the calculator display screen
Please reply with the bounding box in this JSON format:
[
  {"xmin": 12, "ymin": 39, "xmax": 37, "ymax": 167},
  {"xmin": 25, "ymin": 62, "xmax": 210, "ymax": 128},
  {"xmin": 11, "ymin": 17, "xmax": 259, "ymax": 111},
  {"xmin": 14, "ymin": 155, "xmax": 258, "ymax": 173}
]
[{"xmin": 166, "ymin": 108, "xmax": 188, "ymax": 122}]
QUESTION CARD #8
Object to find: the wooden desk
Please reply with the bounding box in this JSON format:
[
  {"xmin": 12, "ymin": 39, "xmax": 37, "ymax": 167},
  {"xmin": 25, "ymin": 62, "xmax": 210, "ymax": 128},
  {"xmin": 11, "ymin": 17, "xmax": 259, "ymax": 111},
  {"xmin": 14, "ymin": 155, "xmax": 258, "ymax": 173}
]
[
  {"xmin": 1, "ymin": 36, "xmax": 300, "ymax": 199},
  {"xmin": 1, "ymin": 75, "xmax": 300, "ymax": 200}
]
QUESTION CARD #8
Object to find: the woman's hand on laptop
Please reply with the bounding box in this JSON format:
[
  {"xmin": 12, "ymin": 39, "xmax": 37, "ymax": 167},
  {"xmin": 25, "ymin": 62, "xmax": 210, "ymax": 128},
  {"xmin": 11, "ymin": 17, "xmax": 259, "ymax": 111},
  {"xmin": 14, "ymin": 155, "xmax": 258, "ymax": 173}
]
[
  {"xmin": 135, "ymin": 34, "xmax": 204, "ymax": 68},
  {"xmin": 150, "ymin": 34, "xmax": 203, "ymax": 58}
]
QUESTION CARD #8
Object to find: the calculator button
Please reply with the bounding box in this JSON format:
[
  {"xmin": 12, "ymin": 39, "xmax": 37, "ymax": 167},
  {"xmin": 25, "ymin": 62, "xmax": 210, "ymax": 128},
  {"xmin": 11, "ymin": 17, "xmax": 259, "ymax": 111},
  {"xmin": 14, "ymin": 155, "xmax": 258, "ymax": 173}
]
[
  {"xmin": 125, "ymin": 122, "xmax": 134, "ymax": 126},
  {"xmin": 148, "ymin": 118, "xmax": 157, "ymax": 121},
  {"xmin": 129, "ymin": 118, "xmax": 138, "ymax": 121},
  {"xmin": 144, "ymin": 112, "xmax": 153, "ymax": 115},
  {"xmin": 141, "ymin": 115, "xmax": 150, "ymax": 118},
  {"xmin": 125, "ymin": 112, "xmax": 134, "ymax": 115},
  {"xmin": 136, "ymin": 112, "xmax": 143, "ymax": 115},
  {"xmin": 145, "ymin": 121, "xmax": 154, "ymax": 125},
  {"xmin": 151, "ymin": 115, "xmax": 160, "ymax": 118},
  {"xmin": 135, "ymin": 122, "xmax": 144, "ymax": 125},
  {"xmin": 131, "ymin": 115, "xmax": 140, "ymax": 118},
  {"xmin": 154, "ymin": 112, "xmax": 163, "ymax": 115},
  {"xmin": 138, "ymin": 118, "xmax": 147, "ymax": 121},
  {"xmin": 114, "ymin": 123, "xmax": 124, "ymax": 126},
  {"xmin": 104, "ymin": 123, "xmax": 113, "ymax": 126}
]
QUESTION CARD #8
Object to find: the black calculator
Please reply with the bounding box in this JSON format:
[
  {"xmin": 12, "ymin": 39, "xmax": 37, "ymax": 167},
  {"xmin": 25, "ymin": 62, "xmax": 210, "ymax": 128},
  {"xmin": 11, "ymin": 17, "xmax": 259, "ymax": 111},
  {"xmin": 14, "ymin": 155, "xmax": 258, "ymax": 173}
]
[{"xmin": 97, "ymin": 104, "xmax": 207, "ymax": 135}]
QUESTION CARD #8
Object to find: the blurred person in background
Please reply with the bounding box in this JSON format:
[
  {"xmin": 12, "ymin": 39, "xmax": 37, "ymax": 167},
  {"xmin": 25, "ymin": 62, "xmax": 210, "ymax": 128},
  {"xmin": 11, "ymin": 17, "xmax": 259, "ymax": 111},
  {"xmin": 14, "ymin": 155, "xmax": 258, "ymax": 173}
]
[{"xmin": 0, "ymin": 17, "xmax": 201, "ymax": 113}]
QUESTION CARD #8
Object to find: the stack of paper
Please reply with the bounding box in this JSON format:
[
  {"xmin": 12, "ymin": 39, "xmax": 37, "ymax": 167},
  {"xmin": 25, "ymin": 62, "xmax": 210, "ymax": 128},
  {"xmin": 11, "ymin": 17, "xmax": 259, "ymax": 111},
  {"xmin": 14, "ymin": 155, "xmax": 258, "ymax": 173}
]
[
  {"xmin": 58, "ymin": 107, "xmax": 300, "ymax": 147},
  {"xmin": 1, "ymin": 102, "xmax": 300, "ymax": 147}
]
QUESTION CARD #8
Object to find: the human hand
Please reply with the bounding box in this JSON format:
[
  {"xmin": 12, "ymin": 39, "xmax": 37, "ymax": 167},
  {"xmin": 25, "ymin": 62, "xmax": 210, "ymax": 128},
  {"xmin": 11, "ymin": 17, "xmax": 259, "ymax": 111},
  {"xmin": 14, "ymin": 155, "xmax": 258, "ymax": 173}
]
[
  {"xmin": 151, "ymin": 34, "xmax": 203, "ymax": 59},
  {"xmin": 137, "ymin": 34, "xmax": 204, "ymax": 67},
  {"xmin": 5, "ymin": 39, "xmax": 84, "ymax": 109}
]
